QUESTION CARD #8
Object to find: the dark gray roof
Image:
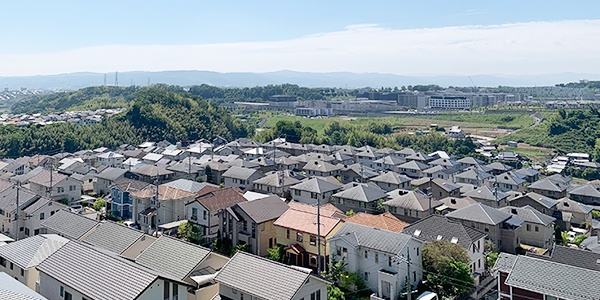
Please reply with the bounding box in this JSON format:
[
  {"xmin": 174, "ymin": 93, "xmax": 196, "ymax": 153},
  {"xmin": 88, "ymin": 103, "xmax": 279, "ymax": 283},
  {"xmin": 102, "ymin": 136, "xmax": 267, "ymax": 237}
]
[
  {"xmin": 529, "ymin": 178, "xmax": 568, "ymax": 192},
  {"xmin": 215, "ymin": 251, "xmax": 314, "ymax": 300},
  {"xmin": 464, "ymin": 185, "xmax": 509, "ymax": 201},
  {"xmin": 499, "ymin": 206, "xmax": 555, "ymax": 226},
  {"xmin": 21, "ymin": 196, "xmax": 62, "ymax": 214},
  {"xmin": 333, "ymin": 184, "xmax": 388, "ymax": 203},
  {"xmin": 135, "ymin": 236, "xmax": 210, "ymax": 281},
  {"xmin": 80, "ymin": 222, "xmax": 144, "ymax": 254},
  {"xmin": 37, "ymin": 241, "xmax": 159, "ymax": 300},
  {"xmin": 236, "ymin": 196, "xmax": 289, "ymax": 223},
  {"xmin": 494, "ymin": 173, "xmax": 526, "ymax": 186},
  {"xmin": 384, "ymin": 190, "xmax": 442, "ymax": 211},
  {"xmin": 342, "ymin": 163, "xmax": 378, "ymax": 179},
  {"xmin": 432, "ymin": 178, "xmax": 460, "ymax": 192},
  {"xmin": 403, "ymin": 215, "xmax": 486, "ymax": 250},
  {"xmin": 253, "ymin": 172, "xmax": 302, "ymax": 188},
  {"xmin": 95, "ymin": 167, "xmax": 127, "ymax": 181},
  {"xmin": 291, "ymin": 177, "xmax": 341, "ymax": 193},
  {"xmin": 529, "ymin": 245, "xmax": 600, "ymax": 272},
  {"xmin": 457, "ymin": 156, "xmax": 485, "ymax": 165},
  {"xmin": 514, "ymin": 167, "xmax": 539, "ymax": 177},
  {"xmin": 0, "ymin": 186, "xmax": 39, "ymax": 212},
  {"xmin": 111, "ymin": 178, "xmax": 151, "ymax": 193},
  {"xmin": 510, "ymin": 192, "xmax": 558, "ymax": 209},
  {"xmin": 369, "ymin": 171, "xmax": 411, "ymax": 185},
  {"xmin": 486, "ymin": 162, "xmax": 513, "ymax": 172},
  {"xmin": 504, "ymin": 255, "xmax": 600, "ymax": 300},
  {"xmin": 40, "ymin": 209, "xmax": 99, "ymax": 240},
  {"xmin": 556, "ymin": 198, "xmax": 593, "ymax": 214},
  {"xmin": 0, "ymin": 234, "xmax": 69, "ymax": 269},
  {"xmin": 398, "ymin": 160, "xmax": 430, "ymax": 171},
  {"xmin": 568, "ymin": 184, "xmax": 600, "ymax": 198},
  {"xmin": 446, "ymin": 202, "xmax": 512, "ymax": 225},
  {"xmin": 331, "ymin": 222, "xmax": 414, "ymax": 254}
]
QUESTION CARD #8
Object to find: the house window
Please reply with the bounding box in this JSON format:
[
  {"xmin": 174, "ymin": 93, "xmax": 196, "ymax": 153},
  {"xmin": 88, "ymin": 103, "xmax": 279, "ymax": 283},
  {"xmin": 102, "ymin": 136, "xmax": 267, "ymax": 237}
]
[
  {"xmin": 287, "ymin": 229, "xmax": 290, "ymax": 239},
  {"xmin": 526, "ymin": 224, "xmax": 531, "ymax": 231},
  {"xmin": 191, "ymin": 208, "xmax": 198, "ymax": 220},
  {"xmin": 364, "ymin": 250, "xmax": 368, "ymax": 259},
  {"xmin": 242, "ymin": 220, "xmax": 248, "ymax": 232},
  {"xmin": 57, "ymin": 187, "xmax": 64, "ymax": 193},
  {"xmin": 232, "ymin": 289, "xmax": 237, "ymax": 294},
  {"xmin": 40, "ymin": 212, "xmax": 45, "ymax": 220},
  {"xmin": 413, "ymin": 271, "xmax": 417, "ymax": 282},
  {"xmin": 173, "ymin": 283, "xmax": 178, "ymax": 300},
  {"xmin": 25, "ymin": 228, "xmax": 30, "ymax": 236},
  {"xmin": 251, "ymin": 223, "xmax": 256, "ymax": 238},
  {"xmin": 388, "ymin": 256, "xmax": 392, "ymax": 267},
  {"xmin": 309, "ymin": 255, "xmax": 318, "ymax": 267},
  {"xmin": 64, "ymin": 291, "xmax": 72, "ymax": 300},
  {"xmin": 163, "ymin": 281, "xmax": 170, "ymax": 300},
  {"xmin": 294, "ymin": 189, "xmax": 301, "ymax": 196},
  {"xmin": 311, "ymin": 192, "xmax": 317, "ymax": 199},
  {"xmin": 375, "ymin": 253, "xmax": 379, "ymax": 263},
  {"xmin": 203, "ymin": 210, "xmax": 207, "ymax": 220},
  {"xmin": 297, "ymin": 232, "xmax": 303, "ymax": 242},
  {"xmin": 310, "ymin": 235, "xmax": 317, "ymax": 246},
  {"xmin": 416, "ymin": 247, "xmax": 419, "ymax": 256},
  {"xmin": 60, "ymin": 286, "xmax": 64, "ymax": 297},
  {"xmin": 10, "ymin": 262, "xmax": 13, "ymax": 270},
  {"xmin": 364, "ymin": 272, "xmax": 369, "ymax": 281},
  {"xmin": 20, "ymin": 268, "xmax": 24, "ymax": 277},
  {"xmin": 535, "ymin": 226, "xmax": 539, "ymax": 232},
  {"xmin": 51, "ymin": 210, "xmax": 55, "ymax": 216},
  {"xmin": 316, "ymin": 290, "xmax": 321, "ymax": 300},
  {"xmin": 0, "ymin": 257, "xmax": 6, "ymax": 267}
]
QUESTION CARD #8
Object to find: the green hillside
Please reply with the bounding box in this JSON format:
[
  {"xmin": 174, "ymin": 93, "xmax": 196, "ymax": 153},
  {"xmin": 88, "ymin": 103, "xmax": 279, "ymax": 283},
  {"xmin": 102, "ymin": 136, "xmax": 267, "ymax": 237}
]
[{"xmin": 0, "ymin": 88, "xmax": 251, "ymax": 157}]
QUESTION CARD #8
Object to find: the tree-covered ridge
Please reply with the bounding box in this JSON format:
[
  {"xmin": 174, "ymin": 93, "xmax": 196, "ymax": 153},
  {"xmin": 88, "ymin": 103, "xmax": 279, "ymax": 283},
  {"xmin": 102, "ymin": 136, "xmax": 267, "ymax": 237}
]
[
  {"xmin": 498, "ymin": 108, "xmax": 600, "ymax": 155},
  {"xmin": 0, "ymin": 89, "xmax": 252, "ymax": 157},
  {"xmin": 11, "ymin": 85, "xmax": 140, "ymax": 114},
  {"xmin": 555, "ymin": 81, "xmax": 600, "ymax": 89}
]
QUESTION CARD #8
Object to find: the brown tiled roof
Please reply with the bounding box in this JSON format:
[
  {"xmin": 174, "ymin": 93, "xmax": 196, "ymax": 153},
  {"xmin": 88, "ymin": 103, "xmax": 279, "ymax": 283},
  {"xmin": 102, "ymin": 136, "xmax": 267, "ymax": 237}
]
[
  {"xmin": 274, "ymin": 205, "xmax": 343, "ymax": 236},
  {"xmin": 287, "ymin": 201, "xmax": 342, "ymax": 218},
  {"xmin": 196, "ymin": 185, "xmax": 222, "ymax": 196},
  {"xmin": 346, "ymin": 212, "xmax": 409, "ymax": 232},
  {"xmin": 132, "ymin": 185, "xmax": 195, "ymax": 201},
  {"xmin": 29, "ymin": 170, "xmax": 68, "ymax": 187},
  {"xmin": 195, "ymin": 188, "xmax": 247, "ymax": 211}
]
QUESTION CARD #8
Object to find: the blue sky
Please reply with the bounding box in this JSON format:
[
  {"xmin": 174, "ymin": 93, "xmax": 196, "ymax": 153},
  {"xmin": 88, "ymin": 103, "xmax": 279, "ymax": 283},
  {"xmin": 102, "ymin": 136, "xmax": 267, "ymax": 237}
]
[{"xmin": 2, "ymin": 1, "xmax": 600, "ymax": 76}]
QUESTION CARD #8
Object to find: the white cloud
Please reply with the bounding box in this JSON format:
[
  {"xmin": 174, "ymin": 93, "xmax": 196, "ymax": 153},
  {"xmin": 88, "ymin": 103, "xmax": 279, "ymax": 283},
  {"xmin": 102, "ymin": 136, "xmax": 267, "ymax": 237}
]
[{"xmin": 1, "ymin": 19, "xmax": 600, "ymax": 76}]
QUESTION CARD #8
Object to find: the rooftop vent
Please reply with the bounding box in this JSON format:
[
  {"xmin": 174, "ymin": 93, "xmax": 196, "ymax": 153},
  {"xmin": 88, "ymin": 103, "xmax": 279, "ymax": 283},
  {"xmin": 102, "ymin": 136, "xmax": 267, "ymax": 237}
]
[
  {"xmin": 436, "ymin": 235, "xmax": 443, "ymax": 240},
  {"xmin": 413, "ymin": 229, "xmax": 421, "ymax": 237},
  {"xmin": 450, "ymin": 237, "xmax": 459, "ymax": 244},
  {"xmin": 511, "ymin": 208, "xmax": 518, "ymax": 214},
  {"xmin": 450, "ymin": 199, "xmax": 457, "ymax": 204}
]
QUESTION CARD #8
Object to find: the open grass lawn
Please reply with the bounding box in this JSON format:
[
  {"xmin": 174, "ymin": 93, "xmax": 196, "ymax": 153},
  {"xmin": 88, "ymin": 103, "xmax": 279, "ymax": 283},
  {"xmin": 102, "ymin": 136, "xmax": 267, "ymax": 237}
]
[{"xmin": 262, "ymin": 112, "xmax": 534, "ymax": 135}]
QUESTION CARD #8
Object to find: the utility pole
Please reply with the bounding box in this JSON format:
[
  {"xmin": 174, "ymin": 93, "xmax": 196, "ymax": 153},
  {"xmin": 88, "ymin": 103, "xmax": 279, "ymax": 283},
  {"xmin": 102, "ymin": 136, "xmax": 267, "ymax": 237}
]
[
  {"xmin": 15, "ymin": 183, "xmax": 20, "ymax": 241},
  {"xmin": 317, "ymin": 196, "xmax": 322, "ymax": 274},
  {"xmin": 406, "ymin": 247, "xmax": 412, "ymax": 300}
]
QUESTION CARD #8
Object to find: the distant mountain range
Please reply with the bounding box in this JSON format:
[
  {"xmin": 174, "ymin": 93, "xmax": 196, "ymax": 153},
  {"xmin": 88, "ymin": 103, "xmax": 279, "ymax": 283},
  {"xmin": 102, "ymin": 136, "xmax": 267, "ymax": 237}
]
[{"xmin": 1, "ymin": 70, "xmax": 599, "ymax": 90}]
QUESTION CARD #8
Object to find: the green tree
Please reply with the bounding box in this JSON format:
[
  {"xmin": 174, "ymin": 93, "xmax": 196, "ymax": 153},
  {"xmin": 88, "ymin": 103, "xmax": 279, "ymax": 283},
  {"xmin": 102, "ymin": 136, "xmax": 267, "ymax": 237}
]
[
  {"xmin": 178, "ymin": 222, "xmax": 202, "ymax": 244},
  {"xmin": 572, "ymin": 234, "xmax": 587, "ymax": 246},
  {"xmin": 422, "ymin": 241, "xmax": 474, "ymax": 298},
  {"xmin": 93, "ymin": 198, "xmax": 106, "ymax": 211},
  {"xmin": 327, "ymin": 285, "xmax": 345, "ymax": 300},
  {"xmin": 486, "ymin": 252, "xmax": 499, "ymax": 271},
  {"xmin": 267, "ymin": 245, "xmax": 285, "ymax": 263}
]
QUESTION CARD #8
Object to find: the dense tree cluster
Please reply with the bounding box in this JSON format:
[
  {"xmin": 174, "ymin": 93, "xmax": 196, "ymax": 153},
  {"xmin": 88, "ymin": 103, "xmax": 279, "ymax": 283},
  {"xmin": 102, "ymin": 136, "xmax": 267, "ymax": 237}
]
[
  {"xmin": 422, "ymin": 241, "xmax": 474, "ymax": 298},
  {"xmin": 0, "ymin": 89, "xmax": 252, "ymax": 157}
]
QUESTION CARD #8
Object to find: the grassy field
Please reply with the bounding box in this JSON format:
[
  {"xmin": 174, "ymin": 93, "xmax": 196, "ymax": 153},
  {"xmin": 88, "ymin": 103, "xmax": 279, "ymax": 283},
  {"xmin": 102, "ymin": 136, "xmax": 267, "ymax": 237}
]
[
  {"xmin": 501, "ymin": 146, "xmax": 554, "ymax": 162},
  {"xmin": 261, "ymin": 112, "xmax": 534, "ymax": 136}
]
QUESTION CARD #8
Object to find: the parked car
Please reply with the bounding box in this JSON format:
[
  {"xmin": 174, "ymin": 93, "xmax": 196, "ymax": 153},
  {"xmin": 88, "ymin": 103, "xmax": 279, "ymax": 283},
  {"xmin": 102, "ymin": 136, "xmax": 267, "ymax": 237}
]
[
  {"xmin": 69, "ymin": 205, "xmax": 83, "ymax": 214},
  {"xmin": 123, "ymin": 220, "xmax": 140, "ymax": 230}
]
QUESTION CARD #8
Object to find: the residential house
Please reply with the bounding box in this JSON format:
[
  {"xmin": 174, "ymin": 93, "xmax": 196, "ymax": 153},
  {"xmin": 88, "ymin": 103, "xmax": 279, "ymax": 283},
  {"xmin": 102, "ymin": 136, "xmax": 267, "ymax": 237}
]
[
  {"xmin": 436, "ymin": 196, "xmax": 477, "ymax": 214},
  {"xmin": 252, "ymin": 170, "xmax": 303, "ymax": 197},
  {"xmin": 36, "ymin": 240, "xmax": 193, "ymax": 300},
  {"xmin": 513, "ymin": 167, "xmax": 540, "ymax": 183},
  {"xmin": 221, "ymin": 195, "xmax": 289, "ymax": 256},
  {"xmin": 446, "ymin": 203, "xmax": 521, "ymax": 253},
  {"xmin": 274, "ymin": 156, "xmax": 301, "ymax": 171},
  {"xmin": 110, "ymin": 178, "xmax": 151, "ymax": 220},
  {"xmin": 142, "ymin": 152, "xmax": 163, "ymax": 164},
  {"xmin": 201, "ymin": 161, "xmax": 231, "ymax": 184},
  {"xmin": 498, "ymin": 206, "xmax": 555, "ymax": 249},
  {"xmin": 397, "ymin": 160, "xmax": 430, "ymax": 178},
  {"xmin": 332, "ymin": 183, "xmax": 389, "ymax": 213},
  {"xmin": 28, "ymin": 170, "xmax": 81, "ymax": 203},
  {"xmin": 345, "ymin": 211, "xmax": 409, "ymax": 233},
  {"xmin": 454, "ymin": 168, "xmax": 493, "ymax": 186},
  {"xmin": 19, "ymin": 196, "xmax": 69, "ymax": 239},
  {"xmin": 340, "ymin": 163, "xmax": 378, "ymax": 184},
  {"xmin": 302, "ymin": 160, "xmax": 343, "ymax": 177},
  {"xmin": 422, "ymin": 165, "xmax": 459, "ymax": 181},
  {"xmin": 289, "ymin": 177, "xmax": 342, "ymax": 205},
  {"xmin": 488, "ymin": 172, "xmax": 526, "ymax": 192},
  {"xmin": 405, "ymin": 152, "xmax": 433, "ymax": 163},
  {"xmin": 412, "ymin": 178, "xmax": 461, "ymax": 200},
  {"xmin": 555, "ymin": 197, "xmax": 593, "ymax": 229},
  {"xmin": 127, "ymin": 164, "xmax": 175, "ymax": 184},
  {"xmin": 273, "ymin": 202, "xmax": 345, "ymax": 272},
  {"xmin": 368, "ymin": 171, "xmax": 411, "ymax": 192},
  {"xmin": 384, "ymin": 190, "xmax": 442, "ymax": 223},
  {"xmin": 567, "ymin": 184, "xmax": 600, "ymax": 205},
  {"xmin": 93, "ymin": 167, "xmax": 127, "ymax": 195},
  {"xmin": 509, "ymin": 192, "xmax": 560, "ymax": 217},
  {"xmin": 79, "ymin": 221, "xmax": 145, "ymax": 254},
  {"xmin": 373, "ymin": 156, "xmax": 405, "ymax": 172},
  {"xmin": 464, "ymin": 185, "xmax": 510, "ymax": 208},
  {"xmin": 186, "ymin": 187, "xmax": 247, "ymax": 238},
  {"xmin": 96, "ymin": 151, "xmax": 125, "ymax": 167},
  {"xmin": 486, "ymin": 162, "xmax": 513, "ymax": 175},
  {"xmin": 403, "ymin": 215, "xmax": 487, "ymax": 275},
  {"xmin": 355, "ymin": 147, "xmax": 383, "ymax": 169},
  {"xmin": 456, "ymin": 157, "xmax": 485, "ymax": 171},
  {"xmin": 528, "ymin": 178, "xmax": 568, "ymax": 199},
  {"xmin": 131, "ymin": 184, "xmax": 196, "ymax": 234},
  {"xmin": 222, "ymin": 166, "xmax": 264, "ymax": 190},
  {"xmin": 495, "ymin": 253, "xmax": 600, "ymax": 300},
  {"xmin": 167, "ymin": 159, "xmax": 205, "ymax": 181},
  {"xmin": 0, "ymin": 234, "xmax": 69, "ymax": 291},
  {"xmin": 329, "ymin": 222, "xmax": 424, "ymax": 300},
  {"xmin": 396, "ymin": 148, "xmax": 416, "ymax": 158},
  {"xmin": 276, "ymin": 142, "xmax": 310, "ymax": 156},
  {"xmin": 214, "ymin": 251, "xmax": 328, "ymax": 300}
]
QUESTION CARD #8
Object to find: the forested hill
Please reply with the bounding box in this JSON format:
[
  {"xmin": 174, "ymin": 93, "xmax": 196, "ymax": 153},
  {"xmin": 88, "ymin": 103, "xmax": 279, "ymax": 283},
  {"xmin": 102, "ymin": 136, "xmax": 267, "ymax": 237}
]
[{"xmin": 0, "ymin": 89, "xmax": 251, "ymax": 157}]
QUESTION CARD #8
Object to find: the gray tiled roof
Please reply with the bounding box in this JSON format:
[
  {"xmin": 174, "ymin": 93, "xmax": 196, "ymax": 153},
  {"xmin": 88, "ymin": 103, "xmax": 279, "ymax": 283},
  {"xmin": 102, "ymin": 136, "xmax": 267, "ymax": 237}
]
[
  {"xmin": 215, "ymin": 251, "xmax": 313, "ymax": 300},
  {"xmin": 530, "ymin": 245, "xmax": 600, "ymax": 272},
  {"xmin": 504, "ymin": 255, "xmax": 600, "ymax": 300},
  {"xmin": 0, "ymin": 186, "xmax": 39, "ymax": 212},
  {"xmin": 162, "ymin": 179, "xmax": 217, "ymax": 193},
  {"xmin": 492, "ymin": 252, "xmax": 516, "ymax": 273},
  {"xmin": 302, "ymin": 159, "xmax": 343, "ymax": 172},
  {"xmin": 556, "ymin": 198, "xmax": 593, "ymax": 214},
  {"xmin": 95, "ymin": 167, "xmax": 127, "ymax": 181},
  {"xmin": 290, "ymin": 177, "xmax": 341, "ymax": 193},
  {"xmin": 486, "ymin": 162, "xmax": 513, "ymax": 172},
  {"xmin": 222, "ymin": 166, "xmax": 262, "ymax": 180},
  {"xmin": 236, "ymin": 196, "xmax": 289, "ymax": 223},
  {"xmin": 111, "ymin": 177, "xmax": 151, "ymax": 193},
  {"xmin": 446, "ymin": 202, "xmax": 512, "ymax": 225},
  {"xmin": 0, "ymin": 272, "xmax": 48, "ymax": 300},
  {"xmin": 40, "ymin": 209, "xmax": 99, "ymax": 240},
  {"xmin": 384, "ymin": 190, "xmax": 442, "ymax": 211},
  {"xmin": 135, "ymin": 236, "xmax": 210, "ymax": 280},
  {"xmin": 80, "ymin": 221, "xmax": 144, "ymax": 254},
  {"xmin": 568, "ymin": 184, "xmax": 600, "ymax": 198},
  {"xmin": 529, "ymin": 178, "xmax": 567, "ymax": 192},
  {"xmin": 398, "ymin": 160, "xmax": 430, "ymax": 171},
  {"xmin": 403, "ymin": 215, "xmax": 486, "ymax": 250},
  {"xmin": 370, "ymin": 171, "xmax": 411, "ymax": 185},
  {"xmin": 333, "ymin": 184, "xmax": 388, "ymax": 203},
  {"xmin": 0, "ymin": 234, "xmax": 69, "ymax": 269},
  {"xmin": 37, "ymin": 241, "xmax": 159, "ymax": 300},
  {"xmin": 511, "ymin": 192, "xmax": 558, "ymax": 209},
  {"xmin": 253, "ymin": 172, "xmax": 302, "ymax": 188},
  {"xmin": 457, "ymin": 156, "xmax": 484, "ymax": 165},
  {"xmin": 464, "ymin": 186, "xmax": 508, "ymax": 201},
  {"xmin": 499, "ymin": 206, "xmax": 555, "ymax": 226},
  {"xmin": 331, "ymin": 222, "xmax": 414, "ymax": 254},
  {"xmin": 22, "ymin": 196, "xmax": 64, "ymax": 214}
]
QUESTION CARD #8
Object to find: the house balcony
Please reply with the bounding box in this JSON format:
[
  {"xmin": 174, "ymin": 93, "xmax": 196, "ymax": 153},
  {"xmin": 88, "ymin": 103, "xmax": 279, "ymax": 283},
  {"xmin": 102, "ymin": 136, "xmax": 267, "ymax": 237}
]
[{"xmin": 238, "ymin": 231, "xmax": 251, "ymax": 244}]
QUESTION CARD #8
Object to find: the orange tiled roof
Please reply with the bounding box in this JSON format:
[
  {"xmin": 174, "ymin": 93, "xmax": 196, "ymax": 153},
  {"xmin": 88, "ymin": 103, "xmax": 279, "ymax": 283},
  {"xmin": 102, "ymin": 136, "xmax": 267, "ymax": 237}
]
[{"xmin": 345, "ymin": 212, "xmax": 409, "ymax": 233}]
